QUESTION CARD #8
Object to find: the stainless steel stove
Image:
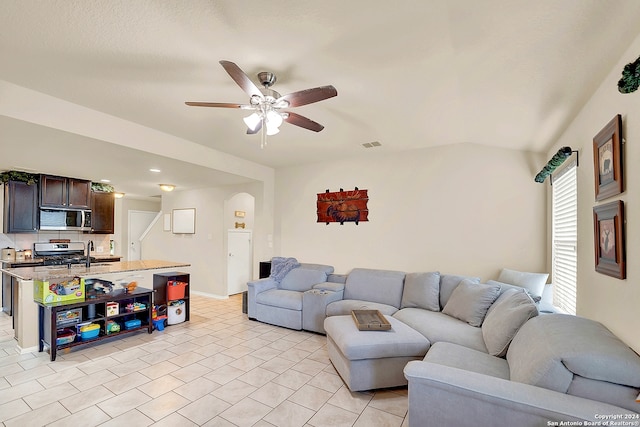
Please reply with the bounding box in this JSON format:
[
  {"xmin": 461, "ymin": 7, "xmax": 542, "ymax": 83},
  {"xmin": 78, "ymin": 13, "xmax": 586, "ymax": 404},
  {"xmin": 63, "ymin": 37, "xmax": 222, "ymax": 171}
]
[{"xmin": 33, "ymin": 242, "xmax": 95, "ymax": 266}]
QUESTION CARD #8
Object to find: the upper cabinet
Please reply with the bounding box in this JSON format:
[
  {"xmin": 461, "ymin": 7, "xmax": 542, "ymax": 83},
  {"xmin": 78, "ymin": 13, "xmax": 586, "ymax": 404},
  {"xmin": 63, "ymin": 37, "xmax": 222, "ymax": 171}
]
[
  {"xmin": 89, "ymin": 191, "xmax": 115, "ymax": 234},
  {"xmin": 3, "ymin": 180, "xmax": 38, "ymax": 233},
  {"xmin": 40, "ymin": 175, "xmax": 91, "ymax": 208}
]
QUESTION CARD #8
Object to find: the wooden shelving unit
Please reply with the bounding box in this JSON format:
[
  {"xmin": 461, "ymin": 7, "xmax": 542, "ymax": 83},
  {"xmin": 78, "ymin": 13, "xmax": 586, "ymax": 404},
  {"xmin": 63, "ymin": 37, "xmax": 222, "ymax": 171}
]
[{"xmin": 37, "ymin": 287, "xmax": 153, "ymax": 361}]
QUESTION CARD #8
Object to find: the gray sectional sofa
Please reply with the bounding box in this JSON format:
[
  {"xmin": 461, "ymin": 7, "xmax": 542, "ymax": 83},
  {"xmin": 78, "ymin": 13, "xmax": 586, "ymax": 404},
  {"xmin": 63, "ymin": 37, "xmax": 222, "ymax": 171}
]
[{"xmin": 246, "ymin": 263, "xmax": 640, "ymax": 425}]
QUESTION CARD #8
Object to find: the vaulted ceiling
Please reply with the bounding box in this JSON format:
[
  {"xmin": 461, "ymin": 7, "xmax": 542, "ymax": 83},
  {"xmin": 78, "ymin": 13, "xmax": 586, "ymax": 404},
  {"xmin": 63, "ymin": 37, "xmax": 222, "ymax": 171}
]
[{"xmin": 2, "ymin": 0, "xmax": 640, "ymax": 198}]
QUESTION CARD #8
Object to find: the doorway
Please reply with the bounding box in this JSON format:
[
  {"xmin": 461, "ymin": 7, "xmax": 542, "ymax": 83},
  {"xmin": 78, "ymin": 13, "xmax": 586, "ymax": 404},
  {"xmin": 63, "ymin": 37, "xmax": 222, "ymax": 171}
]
[
  {"xmin": 227, "ymin": 229, "xmax": 252, "ymax": 296},
  {"xmin": 128, "ymin": 210, "xmax": 159, "ymax": 261}
]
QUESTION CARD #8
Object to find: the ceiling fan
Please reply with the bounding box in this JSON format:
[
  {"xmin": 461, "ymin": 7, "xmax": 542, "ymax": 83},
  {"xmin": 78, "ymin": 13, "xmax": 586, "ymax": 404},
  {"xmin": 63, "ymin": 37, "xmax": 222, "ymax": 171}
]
[{"xmin": 186, "ymin": 60, "xmax": 338, "ymax": 147}]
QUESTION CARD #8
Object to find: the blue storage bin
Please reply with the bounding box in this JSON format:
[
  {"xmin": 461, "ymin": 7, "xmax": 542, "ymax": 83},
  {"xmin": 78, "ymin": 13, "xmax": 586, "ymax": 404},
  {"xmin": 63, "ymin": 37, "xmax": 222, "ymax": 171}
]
[
  {"xmin": 124, "ymin": 319, "xmax": 142, "ymax": 330},
  {"xmin": 79, "ymin": 323, "xmax": 100, "ymax": 340}
]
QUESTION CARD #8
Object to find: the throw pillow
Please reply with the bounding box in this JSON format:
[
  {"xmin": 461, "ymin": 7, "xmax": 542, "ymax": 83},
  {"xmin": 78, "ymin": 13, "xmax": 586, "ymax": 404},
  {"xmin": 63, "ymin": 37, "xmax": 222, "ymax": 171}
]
[
  {"xmin": 482, "ymin": 288, "xmax": 539, "ymax": 357},
  {"xmin": 487, "ymin": 279, "xmax": 541, "ymax": 303},
  {"xmin": 442, "ymin": 279, "xmax": 500, "ymax": 327},
  {"xmin": 439, "ymin": 274, "xmax": 481, "ymax": 309},
  {"xmin": 497, "ymin": 268, "xmax": 549, "ymax": 299},
  {"xmin": 400, "ymin": 271, "xmax": 441, "ymax": 311}
]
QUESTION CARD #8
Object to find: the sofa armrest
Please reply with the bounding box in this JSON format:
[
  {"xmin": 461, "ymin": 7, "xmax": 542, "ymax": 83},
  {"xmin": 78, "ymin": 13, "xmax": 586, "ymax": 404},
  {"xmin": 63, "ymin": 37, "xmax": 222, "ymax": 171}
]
[
  {"xmin": 247, "ymin": 278, "xmax": 277, "ymax": 319},
  {"xmin": 403, "ymin": 361, "xmax": 636, "ymax": 427},
  {"xmin": 312, "ymin": 282, "xmax": 345, "ymax": 292},
  {"xmin": 327, "ymin": 273, "xmax": 347, "ymax": 284}
]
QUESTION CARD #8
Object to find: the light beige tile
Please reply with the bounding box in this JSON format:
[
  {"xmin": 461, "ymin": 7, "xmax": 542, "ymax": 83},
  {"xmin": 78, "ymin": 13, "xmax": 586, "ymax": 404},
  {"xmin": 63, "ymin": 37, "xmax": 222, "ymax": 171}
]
[
  {"xmin": 47, "ymin": 405, "xmax": 111, "ymax": 427},
  {"xmin": 216, "ymin": 336, "xmax": 246, "ymax": 348},
  {"xmin": 238, "ymin": 366, "xmax": 279, "ymax": 387},
  {"xmin": 205, "ymin": 364, "xmax": 246, "ymax": 385},
  {"xmin": 0, "ymin": 398, "xmax": 31, "ymax": 422},
  {"xmin": 0, "ymin": 362, "xmax": 25, "ymax": 376},
  {"xmin": 139, "ymin": 348, "xmax": 177, "ymax": 365},
  {"xmin": 110, "ymin": 347, "xmax": 150, "ymax": 363},
  {"xmin": 4, "ymin": 401, "xmax": 70, "ymax": 427},
  {"xmin": 198, "ymin": 353, "xmax": 235, "ymax": 370},
  {"xmin": 268, "ymin": 339, "xmax": 297, "ymax": 352},
  {"xmin": 219, "ymin": 397, "xmax": 272, "ymax": 427},
  {"xmin": 152, "ymin": 412, "xmax": 199, "ymax": 427},
  {"xmin": 98, "ymin": 409, "xmax": 154, "ymax": 427},
  {"xmin": 307, "ymin": 371, "xmax": 344, "ymax": 393},
  {"xmin": 137, "ymin": 390, "xmax": 190, "ymax": 421},
  {"xmin": 5, "ymin": 364, "xmax": 56, "ymax": 386},
  {"xmin": 97, "ymin": 388, "xmax": 152, "ymax": 417},
  {"xmin": 202, "ymin": 415, "xmax": 239, "ymax": 427},
  {"xmin": 37, "ymin": 366, "xmax": 86, "ymax": 388},
  {"xmin": 249, "ymin": 381, "xmax": 295, "ymax": 408},
  {"xmin": 260, "ymin": 356, "xmax": 297, "ymax": 375},
  {"xmin": 23, "ymin": 382, "xmax": 79, "ymax": 409},
  {"xmin": 307, "ymin": 403, "xmax": 359, "ymax": 427},
  {"xmin": 291, "ymin": 358, "xmax": 327, "ymax": 376},
  {"xmin": 136, "ymin": 374, "xmax": 185, "ymax": 398},
  {"xmin": 369, "ymin": 390, "xmax": 408, "ymax": 417},
  {"xmin": 177, "ymin": 394, "xmax": 231, "ymax": 425},
  {"xmin": 103, "ymin": 371, "xmax": 150, "ymax": 394},
  {"xmin": 353, "ymin": 406, "xmax": 404, "ymax": 427},
  {"xmin": 59, "ymin": 385, "xmax": 114, "ymax": 413},
  {"xmin": 70, "ymin": 367, "xmax": 119, "ymax": 391},
  {"xmin": 211, "ymin": 379, "xmax": 258, "ymax": 404},
  {"xmin": 263, "ymin": 400, "xmax": 316, "ymax": 427},
  {"xmin": 251, "ymin": 345, "xmax": 283, "ymax": 361},
  {"xmin": 272, "ymin": 368, "xmax": 313, "ymax": 390},
  {"xmin": 193, "ymin": 342, "xmax": 226, "ymax": 356},
  {"xmin": 327, "ymin": 385, "xmax": 373, "ymax": 414},
  {"xmin": 0, "ymin": 379, "xmax": 44, "ymax": 403},
  {"xmin": 107, "ymin": 357, "xmax": 151, "ymax": 377},
  {"xmin": 293, "ymin": 339, "xmax": 324, "ymax": 353},
  {"xmin": 288, "ymin": 385, "xmax": 333, "ymax": 411},
  {"xmin": 76, "ymin": 356, "xmax": 120, "ymax": 375},
  {"xmin": 138, "ymin": 359, "xmax": 181, "ymax": 379},
  {"xmin": 173, "ymin": 377, "xmax": 220, "ymax": 401}
]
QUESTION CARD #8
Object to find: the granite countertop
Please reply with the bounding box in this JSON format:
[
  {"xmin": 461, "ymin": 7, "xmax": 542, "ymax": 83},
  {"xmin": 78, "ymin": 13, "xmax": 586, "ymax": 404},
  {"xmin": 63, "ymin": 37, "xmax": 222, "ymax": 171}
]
[{"xmin": 1, "ymin": 260, "xmax": 190, "ymax": 281}]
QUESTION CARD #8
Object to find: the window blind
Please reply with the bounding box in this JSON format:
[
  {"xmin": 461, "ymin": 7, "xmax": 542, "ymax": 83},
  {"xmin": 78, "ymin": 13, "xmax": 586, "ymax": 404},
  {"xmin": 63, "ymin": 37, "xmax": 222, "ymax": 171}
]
[{"xmin": 552, "ymin": 162, "xmax": 577, "ymax": 314}]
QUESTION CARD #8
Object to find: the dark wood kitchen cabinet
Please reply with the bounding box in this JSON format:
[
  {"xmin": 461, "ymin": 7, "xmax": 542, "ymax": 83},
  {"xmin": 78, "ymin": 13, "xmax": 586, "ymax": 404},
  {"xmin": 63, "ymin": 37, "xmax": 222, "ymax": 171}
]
[
  {"xmin": 3, "ymin": 180, "xmax": 38, "ymax": 233},
  {"xmin": 88, "ymin": 191, "xmax": 115, "ymax": 234},
  {"xmin": 40, "ymin": 175, "xmax": 91, "ymax": 208}
]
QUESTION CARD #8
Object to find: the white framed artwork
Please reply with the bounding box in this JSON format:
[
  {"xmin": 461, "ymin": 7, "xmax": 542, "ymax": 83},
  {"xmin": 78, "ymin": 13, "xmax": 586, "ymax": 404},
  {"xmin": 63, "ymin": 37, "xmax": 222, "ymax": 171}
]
[{"xmin": 172, "ymin": 208, "xmax": 195, "ymax": 234}]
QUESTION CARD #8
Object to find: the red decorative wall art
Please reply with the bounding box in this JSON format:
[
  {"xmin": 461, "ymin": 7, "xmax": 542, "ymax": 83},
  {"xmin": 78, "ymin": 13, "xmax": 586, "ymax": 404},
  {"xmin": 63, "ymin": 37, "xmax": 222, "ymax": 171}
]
[{"xmin": 317, "ymin": 188, "xmax": 369, "ymax": 225}]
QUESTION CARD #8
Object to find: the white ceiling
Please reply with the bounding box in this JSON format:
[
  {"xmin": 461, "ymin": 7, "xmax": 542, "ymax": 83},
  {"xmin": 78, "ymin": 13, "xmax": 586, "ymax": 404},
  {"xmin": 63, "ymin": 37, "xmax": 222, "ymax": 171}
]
[{"xmin": 2, "ymin": 0, "xmax": 640, "ymax": 198}]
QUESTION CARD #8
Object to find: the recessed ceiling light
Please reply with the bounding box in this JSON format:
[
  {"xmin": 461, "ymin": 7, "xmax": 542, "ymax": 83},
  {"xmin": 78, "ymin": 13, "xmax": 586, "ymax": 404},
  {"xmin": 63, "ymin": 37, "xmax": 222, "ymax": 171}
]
[
  {"xmin": 100, "ymin": 179, "xmax": 111, "ymax": 183},
  {"xmin": 149, "ymin": 168, "xmax": 161, "ymax": 173}
]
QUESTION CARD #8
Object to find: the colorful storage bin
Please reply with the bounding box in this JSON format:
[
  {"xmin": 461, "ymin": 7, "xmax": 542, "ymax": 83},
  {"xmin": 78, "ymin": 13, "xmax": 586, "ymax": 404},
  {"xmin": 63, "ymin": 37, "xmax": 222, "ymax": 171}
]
[
  {"xmin": 34, "ymin": 277, "xmax": 85, "ymax": 304},
  {"xmin": 124, "ymin": 319, "xmax": 142, "ymax": 330},
  {"xmin": 105, "ymin": 320, "xmax": 120, "ymax": 335},
  {"xmin": 79, "ymin": 323, "xmax": 100, "ymax": 340},
  {"xmin": 106, "ymin": 302, "xmax": 119, "ymax": 316},
  {"xmin": 167, "ymin": 300, "xmax": 186, "ymax": 325},
  {"xmin": 56, "ymin": 308, "xmax": 82, "ymax": 325},
  {"xmin": 167, "ymin": 281, "xmax": 187, "ymax": 300},
  {"xmin": 56, "ymin": 328, "xmax": 76, "ymax": 346}
]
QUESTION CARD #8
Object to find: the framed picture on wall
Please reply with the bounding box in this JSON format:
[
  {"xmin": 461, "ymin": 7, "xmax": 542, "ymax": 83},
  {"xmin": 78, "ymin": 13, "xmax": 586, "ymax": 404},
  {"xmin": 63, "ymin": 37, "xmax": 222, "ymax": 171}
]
[
  {"xmin": 172, "ymin": 208, "xmax": 196, "ymax": 234},
  {"xmin": 593, "ymin": 114, "xmax": 623, "ymax": 201},
  {"xmin": 593, "ymin": 200, "xmax": 625, "ymax": 279}
]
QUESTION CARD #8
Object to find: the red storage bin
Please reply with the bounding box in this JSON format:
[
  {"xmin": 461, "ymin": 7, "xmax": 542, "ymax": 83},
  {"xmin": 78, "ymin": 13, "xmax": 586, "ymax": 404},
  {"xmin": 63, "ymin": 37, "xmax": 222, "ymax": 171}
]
[{"xmin": 167, "ymin": 280, "xmax": 187, "ymax": 300}]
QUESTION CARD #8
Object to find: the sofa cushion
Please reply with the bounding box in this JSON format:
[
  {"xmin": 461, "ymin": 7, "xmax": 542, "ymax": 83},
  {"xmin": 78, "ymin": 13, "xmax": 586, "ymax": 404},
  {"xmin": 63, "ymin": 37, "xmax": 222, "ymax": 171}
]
[
  {"xmin": 497, "ymin": 268, "xmax": 548, "ymax": 299},
  {"xmin": 424, "ymin": 342, "xmax": 510, "ymax": 380},
  {"xmin": 567, "ymin": 375, "xmax": 640, "ymax": 412},
  {"xmin": 487, "ymin": 279, "xmax": 541, "ymax": 303},
  {"xmin": 393, "ymin": 308, "xmax": 488, "ymax": 353},
  {"xmin": 482, "ymin": 288, "xmax": 538, "ymax": 357},
  {"xmin": 442, "ymin": 280, "xmax": 500, "ymax": 327},
  {"xmin": 280, "ymin": 267, "xmax": 328, "ymax": 292},
  {"xmin": 507, "ymin": 314, "xmax": 640, "ymax": 393},
  {"xmin": 255, "ymin": 289, "xmax": 303, "ymax": 310},
  {"xmin": 326, "ymin": 299, "xmax": 398, "ymax": 317},
  {"xmin": 439, "ymin": 274, "xmax": 481, "ymax": 309},
  {"xmin": 344, "ymin": 268, "xmax": 406, "ymax": 308},
  {"xmin": 400, "ymin": 271, "xmax": 441, "ymax": 311}
]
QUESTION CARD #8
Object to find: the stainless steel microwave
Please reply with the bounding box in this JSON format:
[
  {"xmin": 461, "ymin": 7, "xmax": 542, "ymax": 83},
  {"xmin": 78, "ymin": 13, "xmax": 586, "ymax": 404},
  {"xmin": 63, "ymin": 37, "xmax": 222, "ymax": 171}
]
[{"xmin": 39, "ymin": 208, "xmax": 92, "ymax": 231}]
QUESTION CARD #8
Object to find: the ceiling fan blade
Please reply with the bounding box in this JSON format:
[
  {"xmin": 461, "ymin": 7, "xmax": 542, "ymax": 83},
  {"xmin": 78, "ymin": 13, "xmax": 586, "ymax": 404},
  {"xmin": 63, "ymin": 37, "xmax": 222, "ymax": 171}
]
[
  {"xmin": 246, "ymin": 121, "xmax": 263, "ymax": 134},
  {"xmin": 284, "ymin": 112, "xmax": 325, "ymax": 132},
  {"xmin": 219, "ymin": 60, "xmax": 263, "ymax": 98},
  {"xmin": 185, "ymin": 102, "xmax": 249, "ymax": 108},
  {"xmin": 277, "ymin": 85, "xmax": 337, "ymax": 108}
]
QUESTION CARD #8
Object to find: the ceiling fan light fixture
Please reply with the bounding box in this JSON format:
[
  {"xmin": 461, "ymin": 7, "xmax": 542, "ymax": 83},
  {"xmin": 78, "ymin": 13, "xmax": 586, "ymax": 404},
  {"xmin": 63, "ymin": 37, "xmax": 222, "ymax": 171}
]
[{"xmin": 243, "ymin": 113, "xmax": 262, "ymax": 131}]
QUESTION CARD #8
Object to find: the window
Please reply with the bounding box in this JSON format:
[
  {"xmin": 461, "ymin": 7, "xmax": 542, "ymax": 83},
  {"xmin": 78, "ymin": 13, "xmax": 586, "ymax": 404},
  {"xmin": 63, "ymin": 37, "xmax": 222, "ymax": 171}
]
[{"xmin": 551, "ymin": 162, "xmax": 577, "ymax": 314}]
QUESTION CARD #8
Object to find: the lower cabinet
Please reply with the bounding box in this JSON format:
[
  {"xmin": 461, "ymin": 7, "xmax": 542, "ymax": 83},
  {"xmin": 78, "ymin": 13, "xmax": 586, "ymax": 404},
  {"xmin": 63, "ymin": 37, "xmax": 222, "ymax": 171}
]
[
  {"xmin": 38, "ymin": 287, "xmax": 153, "ymax": 361},
  {"xmin": 153, "ymin": 272, "xmax": 190, "ymax": 325}
]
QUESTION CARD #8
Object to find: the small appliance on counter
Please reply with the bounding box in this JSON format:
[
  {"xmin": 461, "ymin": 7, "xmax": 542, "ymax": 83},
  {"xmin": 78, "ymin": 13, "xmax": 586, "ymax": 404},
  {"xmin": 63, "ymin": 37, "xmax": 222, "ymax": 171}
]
[{"xmin": 1, "ymin": 247, "xmax": 16, "ymax": 262}]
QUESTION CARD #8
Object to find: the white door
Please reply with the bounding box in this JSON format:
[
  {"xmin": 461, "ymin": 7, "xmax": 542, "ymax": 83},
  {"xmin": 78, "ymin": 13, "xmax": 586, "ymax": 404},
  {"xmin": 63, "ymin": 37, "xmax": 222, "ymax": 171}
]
[
  {"xmin": 227, "ymin": 230, "xmax": 252, "ymax": 295},
  {"xmin": 128, "ymin": 210, "xmax": 158, "ymax": 261}
]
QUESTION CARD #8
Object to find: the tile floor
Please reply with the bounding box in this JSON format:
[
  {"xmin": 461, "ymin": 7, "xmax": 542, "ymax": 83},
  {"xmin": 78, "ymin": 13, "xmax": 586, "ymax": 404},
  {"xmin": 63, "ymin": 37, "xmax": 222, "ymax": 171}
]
[{"xmin": 0, "ymin": 294, "xmax": 409, "ymax": 426}]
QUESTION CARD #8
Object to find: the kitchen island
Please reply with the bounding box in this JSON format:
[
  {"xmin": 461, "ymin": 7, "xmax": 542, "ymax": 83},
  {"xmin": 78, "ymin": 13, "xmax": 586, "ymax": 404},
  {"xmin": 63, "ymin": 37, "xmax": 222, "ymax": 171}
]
[{"xmin": 1, "ymin": 260, "xmax": 190, "ymax": 353}]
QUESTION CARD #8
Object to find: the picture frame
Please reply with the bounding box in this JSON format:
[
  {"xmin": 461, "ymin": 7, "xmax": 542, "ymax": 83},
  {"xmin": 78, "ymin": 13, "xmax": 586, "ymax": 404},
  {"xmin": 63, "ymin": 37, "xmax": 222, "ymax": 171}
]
[
  {"xmin": 593, "ymin": 200, "xmax": 625, "ymax": 279},
  {"xmin": 172, "ymin": 208, "xmax": 196, "ymax": 234},
  {"xmin": 593, "ymin": 114, "xmax": 623, "ymax": 201}
]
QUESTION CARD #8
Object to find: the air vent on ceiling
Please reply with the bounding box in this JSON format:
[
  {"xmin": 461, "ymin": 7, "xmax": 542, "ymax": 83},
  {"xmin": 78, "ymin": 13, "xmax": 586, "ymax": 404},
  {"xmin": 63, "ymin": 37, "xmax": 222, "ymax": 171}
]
[{"xmin": 362, "ymin": 141, "xmax": 382, "ymax": 148}]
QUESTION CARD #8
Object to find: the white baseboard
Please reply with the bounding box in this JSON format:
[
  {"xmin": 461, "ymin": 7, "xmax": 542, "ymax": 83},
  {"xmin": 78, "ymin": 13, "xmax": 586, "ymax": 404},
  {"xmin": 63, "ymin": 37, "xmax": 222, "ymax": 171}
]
[{"xmin": 190, "ymin": 290, "xmax": 228, "ymax": 300}]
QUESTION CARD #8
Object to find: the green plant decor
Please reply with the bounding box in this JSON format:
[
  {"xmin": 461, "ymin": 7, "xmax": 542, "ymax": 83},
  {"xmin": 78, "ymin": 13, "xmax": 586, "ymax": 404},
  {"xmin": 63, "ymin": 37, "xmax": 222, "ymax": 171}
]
[
  {"xmin": 618, "ymin": 54, "xmax": 640, "ymax": 94},
  {"xmin": 91, "ymin": 182, "xmax": 115, "ymax": 192},
  {"xmin": 0, "ymin": 170, "xmax": 39, "ymax": 185}
]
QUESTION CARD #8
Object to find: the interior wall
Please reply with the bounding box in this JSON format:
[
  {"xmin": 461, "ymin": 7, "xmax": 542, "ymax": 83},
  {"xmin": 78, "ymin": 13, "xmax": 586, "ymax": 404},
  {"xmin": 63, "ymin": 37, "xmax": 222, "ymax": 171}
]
[
  {"xmin": 275, "ymin": 143, "xmax": 546, "ymax": 280},
  {"xmin": 114, "ymin": 198, "xmax": 161, "ymax": 259},
  {"xmin": 546, "ymin": 33, "xmax": 640, "ymax": 353},
  {"xmin": 141, "ymin": 181, "xmax": 267, "ymax": 298}
]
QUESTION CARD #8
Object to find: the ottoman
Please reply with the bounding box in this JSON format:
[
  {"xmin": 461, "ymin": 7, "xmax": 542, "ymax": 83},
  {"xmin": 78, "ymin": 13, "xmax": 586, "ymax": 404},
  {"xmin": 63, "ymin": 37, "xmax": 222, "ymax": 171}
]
[{"xmin": 324, "ymin": 314, "xmax": 431, "ymax": 391}]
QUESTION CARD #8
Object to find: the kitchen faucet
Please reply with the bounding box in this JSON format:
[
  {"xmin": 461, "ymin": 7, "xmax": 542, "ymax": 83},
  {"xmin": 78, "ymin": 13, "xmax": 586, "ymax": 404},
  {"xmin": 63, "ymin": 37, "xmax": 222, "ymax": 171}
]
[{"xmin": 86, "ymin": 240, "xmax": 94, "ymax": 268}]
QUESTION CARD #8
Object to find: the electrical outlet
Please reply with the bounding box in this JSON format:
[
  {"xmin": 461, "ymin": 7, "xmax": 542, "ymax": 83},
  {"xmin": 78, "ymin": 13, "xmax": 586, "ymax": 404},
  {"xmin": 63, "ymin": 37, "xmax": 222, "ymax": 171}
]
[{"xmin": 96, "ymin": 246, "xmax": 104, "ymax": 253}]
